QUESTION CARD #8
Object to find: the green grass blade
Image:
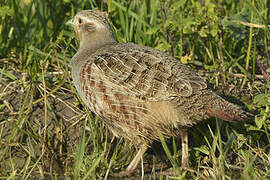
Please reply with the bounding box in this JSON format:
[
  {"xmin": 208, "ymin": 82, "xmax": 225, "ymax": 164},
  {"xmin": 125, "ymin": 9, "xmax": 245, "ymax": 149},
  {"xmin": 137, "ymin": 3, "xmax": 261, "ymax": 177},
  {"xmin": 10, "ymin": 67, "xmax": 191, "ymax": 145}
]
[
  {"xmin": 158, "ymin": 131, "xmax": 180, "ymax": 175},
  {"xmin": 82, "ymin": 156, "xmax": 101, "ymax": 180},
  {"xmin": 74, "ymin": 119, "xmax": 87, "ymax": 179}
]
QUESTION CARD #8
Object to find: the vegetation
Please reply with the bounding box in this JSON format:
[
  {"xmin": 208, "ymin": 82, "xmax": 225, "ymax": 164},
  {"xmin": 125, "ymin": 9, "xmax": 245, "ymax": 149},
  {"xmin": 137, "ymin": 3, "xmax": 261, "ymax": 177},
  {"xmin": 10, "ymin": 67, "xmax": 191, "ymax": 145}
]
[{"xmin": 0, "ymin": 0, "xmax": 269, "ymax": 179}]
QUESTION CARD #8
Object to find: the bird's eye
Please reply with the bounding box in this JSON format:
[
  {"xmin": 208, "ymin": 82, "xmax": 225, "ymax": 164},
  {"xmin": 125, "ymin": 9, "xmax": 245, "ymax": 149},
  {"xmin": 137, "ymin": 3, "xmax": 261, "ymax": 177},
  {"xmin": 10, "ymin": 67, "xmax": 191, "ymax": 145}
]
[{"xmin": 78, "ymin": 18, "xmax": 82, "ymax": 24}]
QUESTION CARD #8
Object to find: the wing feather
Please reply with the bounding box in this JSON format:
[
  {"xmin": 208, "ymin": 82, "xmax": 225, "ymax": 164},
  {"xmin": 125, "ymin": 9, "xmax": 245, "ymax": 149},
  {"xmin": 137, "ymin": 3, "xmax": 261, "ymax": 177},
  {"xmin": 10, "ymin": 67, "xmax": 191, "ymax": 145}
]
[{"xmin": 90, "ymin": 43, "xmax": 207, "ymax": 100}]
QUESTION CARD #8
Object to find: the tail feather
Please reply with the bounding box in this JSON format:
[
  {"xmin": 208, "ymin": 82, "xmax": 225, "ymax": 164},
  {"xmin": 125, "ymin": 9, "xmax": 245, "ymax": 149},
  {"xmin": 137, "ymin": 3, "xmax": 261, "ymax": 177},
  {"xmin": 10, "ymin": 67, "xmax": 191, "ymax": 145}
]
[
  {"xmin": 206, "ymin": 108, "xmax": 253, "ymax": 122},
  {"xmin": 205, "ymin": 96, "xmax": 253, "ymax": 122}
]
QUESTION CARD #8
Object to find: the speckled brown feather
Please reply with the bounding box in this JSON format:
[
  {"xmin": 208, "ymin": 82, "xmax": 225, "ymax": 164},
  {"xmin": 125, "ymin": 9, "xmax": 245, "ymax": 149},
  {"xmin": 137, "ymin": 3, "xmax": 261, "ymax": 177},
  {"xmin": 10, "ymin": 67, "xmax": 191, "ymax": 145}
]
[
  {"xmin": 69, "ymin": 10, "xmax": 252, "ymax": 175},
  {"xmin": 73, "ymin": 42, "xmax": 252, "ymax": 144}
]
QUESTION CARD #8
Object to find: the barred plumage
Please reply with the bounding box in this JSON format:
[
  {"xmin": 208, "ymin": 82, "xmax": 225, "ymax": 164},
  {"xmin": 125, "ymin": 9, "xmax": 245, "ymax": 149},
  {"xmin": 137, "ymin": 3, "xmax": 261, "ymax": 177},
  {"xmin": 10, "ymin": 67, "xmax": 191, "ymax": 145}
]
[{"xmin": 68, "ymin": 10, "xmax": 252, "ymax": 177}]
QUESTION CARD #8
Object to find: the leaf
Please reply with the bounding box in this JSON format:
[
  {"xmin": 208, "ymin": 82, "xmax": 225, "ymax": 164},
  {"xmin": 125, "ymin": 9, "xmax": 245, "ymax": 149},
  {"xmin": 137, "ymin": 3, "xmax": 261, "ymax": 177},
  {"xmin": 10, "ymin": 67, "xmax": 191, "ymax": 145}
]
[
  {"xmin": 255, "ymin": 116, "xmax": 264, "ymax": 129},
  {"xmin": 254, "ymin": 94, "xmax": 270, "ymax": 106},
  {"xmin": 194, "ymin": 145, "xmax": 210, "ymax": 155},
  {"xmin": 155, "ymin": 41, "xmax": 171, "ymax": 52},
  {"xmin": 0, "ymin": 6, "xmax": 14, "ymax": 17},
  {"xmin": 145, "ymin": 27, "xmax": 159, "ymax": 35}
]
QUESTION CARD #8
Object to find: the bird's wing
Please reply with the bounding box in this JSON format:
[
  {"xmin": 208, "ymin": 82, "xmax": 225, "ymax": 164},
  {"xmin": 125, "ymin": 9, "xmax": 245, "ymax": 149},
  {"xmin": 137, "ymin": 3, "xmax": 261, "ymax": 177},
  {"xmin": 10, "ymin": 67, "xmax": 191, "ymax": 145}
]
[{"xmin": 91, "ymin": 43, "xmax": 207, "ymax": 101}]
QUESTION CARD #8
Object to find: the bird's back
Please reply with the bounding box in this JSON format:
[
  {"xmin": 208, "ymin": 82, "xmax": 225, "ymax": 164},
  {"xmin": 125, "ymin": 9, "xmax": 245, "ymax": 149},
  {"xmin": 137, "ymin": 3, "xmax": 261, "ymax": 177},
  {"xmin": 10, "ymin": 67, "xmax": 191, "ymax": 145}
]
[{"xmin": 73, "ymin": 43, "xmax": 252, "ymax": 143}]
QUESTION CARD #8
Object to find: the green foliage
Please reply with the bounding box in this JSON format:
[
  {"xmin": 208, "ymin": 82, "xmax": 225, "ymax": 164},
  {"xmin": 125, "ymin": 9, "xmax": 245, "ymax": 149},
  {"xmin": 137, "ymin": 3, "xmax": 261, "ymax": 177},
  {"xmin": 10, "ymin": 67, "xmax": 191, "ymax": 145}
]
[{"xmin": 253, "ymin": 93, "xmax": 270, "ymax": 130}]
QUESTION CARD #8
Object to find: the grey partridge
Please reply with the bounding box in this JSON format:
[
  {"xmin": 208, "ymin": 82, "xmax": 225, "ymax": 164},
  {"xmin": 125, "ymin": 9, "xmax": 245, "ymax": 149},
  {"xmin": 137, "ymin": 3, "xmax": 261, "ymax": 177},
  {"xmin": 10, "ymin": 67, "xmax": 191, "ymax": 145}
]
[{"xmin": 67, "ymin": 10, "xmax": 252, "ymax": 177}]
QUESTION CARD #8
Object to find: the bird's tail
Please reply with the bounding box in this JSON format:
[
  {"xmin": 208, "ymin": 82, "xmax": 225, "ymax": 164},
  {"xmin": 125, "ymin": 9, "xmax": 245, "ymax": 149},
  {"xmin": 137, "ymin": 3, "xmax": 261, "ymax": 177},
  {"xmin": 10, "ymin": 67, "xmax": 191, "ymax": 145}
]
[{"xmin": 205, "ymin": 95, "xmax": 253, "ymax": 122}]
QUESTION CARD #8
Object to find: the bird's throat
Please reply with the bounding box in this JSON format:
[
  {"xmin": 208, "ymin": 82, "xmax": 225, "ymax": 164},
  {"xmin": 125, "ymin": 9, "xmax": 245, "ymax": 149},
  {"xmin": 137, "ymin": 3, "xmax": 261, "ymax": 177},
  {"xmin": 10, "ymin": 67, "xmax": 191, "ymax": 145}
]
[{"xmin": 80, "ymin": 32, "xmax": 116, "ymax": 52}]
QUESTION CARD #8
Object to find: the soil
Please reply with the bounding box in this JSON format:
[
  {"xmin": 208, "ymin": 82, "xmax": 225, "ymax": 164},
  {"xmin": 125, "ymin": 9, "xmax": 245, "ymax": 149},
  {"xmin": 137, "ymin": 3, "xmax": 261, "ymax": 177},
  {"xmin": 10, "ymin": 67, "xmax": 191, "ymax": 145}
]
[{"xmin": 0, "ymin": 65, "xmax": 264, "ymax": 179}]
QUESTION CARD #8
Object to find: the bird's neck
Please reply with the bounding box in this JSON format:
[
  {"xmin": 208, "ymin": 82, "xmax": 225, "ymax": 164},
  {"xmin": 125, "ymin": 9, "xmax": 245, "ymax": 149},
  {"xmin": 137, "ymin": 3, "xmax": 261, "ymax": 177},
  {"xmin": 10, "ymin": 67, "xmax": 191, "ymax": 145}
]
[
  {"xmin": 80, "ymin": 32, "xmax": 116, "ymax": 53},
  {"xmin": 70, "ymin": 32, "xmax": 116, "ymax": 65}
]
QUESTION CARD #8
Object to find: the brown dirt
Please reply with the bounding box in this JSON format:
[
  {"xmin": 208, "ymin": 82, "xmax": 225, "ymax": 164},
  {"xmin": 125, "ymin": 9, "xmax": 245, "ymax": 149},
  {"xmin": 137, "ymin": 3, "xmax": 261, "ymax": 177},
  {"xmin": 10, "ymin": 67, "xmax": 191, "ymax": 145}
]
[
  {"xmin": 0, "ymin": 64, "xmax": 264, "ymax": 178},
  {"xmin": 0, "ymin": 68, "xmax": 87, "ymax": 177}
]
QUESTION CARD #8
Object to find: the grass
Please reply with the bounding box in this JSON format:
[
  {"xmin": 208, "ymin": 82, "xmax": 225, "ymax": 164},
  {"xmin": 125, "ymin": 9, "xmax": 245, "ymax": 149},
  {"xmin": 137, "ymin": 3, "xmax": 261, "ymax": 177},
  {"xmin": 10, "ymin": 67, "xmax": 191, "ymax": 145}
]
[{"xmin": 0, "ymin": 0, "xmax": 270, "ymax": 179}]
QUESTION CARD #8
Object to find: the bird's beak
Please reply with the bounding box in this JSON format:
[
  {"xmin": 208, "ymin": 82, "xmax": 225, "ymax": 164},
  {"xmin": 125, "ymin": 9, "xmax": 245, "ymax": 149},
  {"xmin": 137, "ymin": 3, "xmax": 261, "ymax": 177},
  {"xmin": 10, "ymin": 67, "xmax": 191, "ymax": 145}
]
[{"xmin": 66, "ymin": 18, "xmax": 75, "ymax": 27}]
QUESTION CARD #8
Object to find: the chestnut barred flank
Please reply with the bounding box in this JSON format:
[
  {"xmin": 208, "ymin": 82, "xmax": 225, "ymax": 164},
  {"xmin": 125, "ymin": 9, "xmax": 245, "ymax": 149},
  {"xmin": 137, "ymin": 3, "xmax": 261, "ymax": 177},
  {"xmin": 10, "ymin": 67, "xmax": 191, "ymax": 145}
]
[
  {"xmin": 76, "ymin": 42, "xmax": 252, "ymax": 142},
  {"xmin": 68, "ymin": 9, "xmax": 252, "ymax": 177}
]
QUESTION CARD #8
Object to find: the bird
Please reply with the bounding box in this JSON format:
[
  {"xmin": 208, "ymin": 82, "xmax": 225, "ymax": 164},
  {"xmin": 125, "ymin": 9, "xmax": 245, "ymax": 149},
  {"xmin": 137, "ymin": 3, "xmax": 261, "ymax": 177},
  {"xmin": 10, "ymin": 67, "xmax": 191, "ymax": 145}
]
[{"xmin": 67, "ymin": 9, "xmax": 252, "ymax": 177}]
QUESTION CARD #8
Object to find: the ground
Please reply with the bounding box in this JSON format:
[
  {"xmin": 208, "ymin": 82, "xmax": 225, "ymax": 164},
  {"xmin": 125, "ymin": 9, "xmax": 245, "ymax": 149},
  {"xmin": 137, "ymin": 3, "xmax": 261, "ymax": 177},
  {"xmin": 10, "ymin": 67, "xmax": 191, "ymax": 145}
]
[{"xmin": 1, "ymin": 58, "xmax": 265, "ymax": 179}]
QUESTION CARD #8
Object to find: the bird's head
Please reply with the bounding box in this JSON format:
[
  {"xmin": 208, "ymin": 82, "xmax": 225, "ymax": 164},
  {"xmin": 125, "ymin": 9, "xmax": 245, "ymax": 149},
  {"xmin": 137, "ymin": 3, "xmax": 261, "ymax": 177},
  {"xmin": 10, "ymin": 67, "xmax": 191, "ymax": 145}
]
[{"xmin": 67, "ymin": 10, "xmax": 116, "ymax": 49}]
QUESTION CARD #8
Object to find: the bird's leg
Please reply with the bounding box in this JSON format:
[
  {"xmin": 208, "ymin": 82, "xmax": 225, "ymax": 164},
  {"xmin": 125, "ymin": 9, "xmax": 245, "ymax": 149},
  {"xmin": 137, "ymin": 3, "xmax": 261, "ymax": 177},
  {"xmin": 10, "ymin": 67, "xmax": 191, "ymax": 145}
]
[
  {"xmin": 114, "ymin": 144, "xmax": 148, "ymax": 177},
  {"xmin": 180, "ymin": 128, "xmax": 189, "ymax": 168}
]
